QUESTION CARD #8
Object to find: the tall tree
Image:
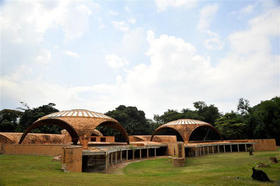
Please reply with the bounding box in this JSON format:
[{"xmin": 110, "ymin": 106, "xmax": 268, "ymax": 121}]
[
  {"xmin": 0, "ymin": 109, "xmax": 23, "ymax": 132},
  {"xmin": 215, "ymin": 112, "xmax": 248, "ymax": 139},
  {"xmin": 153, "ymin": 109, "xmax": 183, "ymax": 125},
  {"xmin": 104, "ymin": 105, "xmax": 153, "ymax": 135},
  {"xmin": 248, "ymin": 97, "xmax": 280, "ymax": 145},
  {"xmin": 193, "ymin": 101, "xmax": 220, "ymax": 125},
  {"xmin": 18, "ymin": 103, "xmax": 60, "ymax": 133}
]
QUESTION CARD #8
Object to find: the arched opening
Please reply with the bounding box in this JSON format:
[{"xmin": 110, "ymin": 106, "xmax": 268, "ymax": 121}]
[
  {"xmin": 189, "ymin": 125, "xmax": 220, "ymax": 142},
  {"xmin": 151, "ymin": 127, "xmax": 184, "ymax": 142},
  {"xmin": 19, "ymin": 119, "xmax": 80, "ymax": 145},
  {"xmin": 95, "ymin": 121, "xmax": 129, "ymax": 144},
  {"xmin": 0, "ymin": 134, "xmax": 14, "ymax": 144}
]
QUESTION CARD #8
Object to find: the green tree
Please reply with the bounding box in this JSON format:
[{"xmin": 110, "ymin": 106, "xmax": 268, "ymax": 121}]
[
  {"xmin": 215, "ymin": 112, "xmax": 248, "ymax": 139},
  {"xmin": 248, "ymin": 97, "xmax": 280, "ymax": 145},
  {"xmin": 153, "ymin": 109, "xmax": 183, "ymax": 125},
  {"xmin": 104, "ymin": 105, "xmax": 153, "ymax": 135},
  {"xmin": 193, "ymin": 101, "xmax": 220, "ymax": 125},
  {"xmin": 0, "ymin": 109, "xmax": 23, "ymax": 132},
  {"xmin": 18, "ymin": 103, "xmax": 60, "ymax": 133},
  {"xmin": 237, "ymin": 98, "xmax": 250, "ymax": 115}
]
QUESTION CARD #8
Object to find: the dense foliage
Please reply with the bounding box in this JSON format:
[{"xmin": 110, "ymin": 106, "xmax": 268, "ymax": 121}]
[
  {"xmin": 0, "ymin": 97, "xmax": 279, "ymax": 144},
  {"xmin": 0, "ymin": 103, "xmax": 60, "ymax": 133},
  {"xmin": 104, "ymin": 105, "xmax": 153, "ymax": 135},
  {"xmin": 153, "ymin": 101, "xmax": 220, "ymax": 126},
  {"xmin": 215, "ymin": 97, "xmax": 280, "ymax": 145},
  {"xmin": 0, "ymin": 109, "xmax": 23, "ymax": 132}
]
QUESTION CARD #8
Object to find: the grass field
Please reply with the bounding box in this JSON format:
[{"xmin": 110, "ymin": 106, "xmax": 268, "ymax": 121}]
[{"xmin": 0, "ymin": 149, "xmax": 279, "ymax": 186}]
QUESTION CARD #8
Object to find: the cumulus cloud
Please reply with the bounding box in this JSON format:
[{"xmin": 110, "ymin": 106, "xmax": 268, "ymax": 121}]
[
  {"xmin": 197, "ymin": 4, "xmax": 223, "ymax": 50},
  {"xmin": 112, "ymin": 21, "xmax": 130, "ymax": 32},
  {"xmin": 204, "ymin": 38, "xmax": 223, "ymax": 50},
  {"xmin": 155, "ymin": 0, "xmax": 198, "ymax": 12},
  {"xmin": 112, "ymin": 18, "xmax": 136, "ymax": 32},
  {"xmin": 197, "ymin": 4, "xmax": 219, "ymax": 31},
  {"xmin": 35, "ymin": 49, "xmax": 52, "ymax": 64},
  {"xmin": 105, "ymin": 54, "xmax": 129, "ymax": 69},
  {"xmin": 1, "ymin": 2, "xmax": 279, "ymax": 119},
  {"xmin": 240, "ymin": 4, "xmax": 254, "ymax": 14},
  {"xmin": 64, "ymin": 50, "xmax": 80, "ymax": 58}
]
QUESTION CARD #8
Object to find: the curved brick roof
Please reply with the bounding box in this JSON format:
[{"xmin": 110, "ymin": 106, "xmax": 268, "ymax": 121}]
[
  {"xmin": 19, "ymin": 109, "xmax": 129, "ymax": 145},
  {"xmin": 164, "ymin": 119, "xmax": 209, "ymax": 125},
  {"xmin": 151, "ymin": 119, "xmax": 220, "ymax": 143},
  {"xmin": 40, "ymin": 109, "xmax": 111, "ymax": 119}
]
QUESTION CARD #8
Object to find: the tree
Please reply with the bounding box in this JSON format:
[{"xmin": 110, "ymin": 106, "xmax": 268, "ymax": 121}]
[
  {"xmin": 18, "ymin": 103, "xmax": 60, "ymax": 133},
  {"xmin": 193, "ymin": 101, "xmax": 221, "ymax": 125},
  {"xmin": 248, "ymin": 97, "xmax": 280, "ymax": 145},
  {"xmin": 237, "ymin": 98, "xmax": 250, "ymax": 115},
  {"xmin": 153, "ymin": 109, "xmax": 183, "ymax": 125},
  {"xmin": 104, "ymin": 105, "xmax": 153, "ymax": 135},
  {"xmin": 0, "ymin": 109, "xmax": 23, "ymax": 132},
  {"xmin": 215, "ymin": 112, "xmax": 248, "ymax": 139}
]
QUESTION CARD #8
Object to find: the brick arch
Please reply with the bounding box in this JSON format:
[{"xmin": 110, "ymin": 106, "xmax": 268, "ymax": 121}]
[
  {"xmin": 0, "ymin": 134, "xmax": 14, "ymax": 144},
  {"xmin": 151, "ymin": 126, "xmax": 185, "ymax": 142},
  {"xmin": 187, "ymin": 124, "xmax": 221, "ymax": 142},
  {"xmin": 95, "ymin": 121, "xmax": 130, "ymax": 144},
  {"xmin": 151, "ymin": 121, "xmax": 221, "ymax": 143},
  {"xmin": 19, "ymin": 118, "xmax": 80, "ymax": 145}
]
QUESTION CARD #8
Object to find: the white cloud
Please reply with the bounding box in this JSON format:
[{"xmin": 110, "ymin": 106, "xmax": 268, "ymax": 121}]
[
  {"xmin": 197, "ymin": 4, "xmax": 219, "ymax": 31},
  {"xmin": 105, "ymin": 54, "xmax": 129, "ymax": 69},
  {"xmin": 1, "ymin": 1, "xmax": 279, "ymax": 120},
  {"xmin": 240, "ymin": 4, "xmax": 254, "ymax": 14},
  {"xmin": 155, "ymin": 0, "xmax": 198, "ymax": 12},
  {"xmin": 0, "ymin": 0, "xmax": 98, "ymax": 42},
  {"xmin": 197, "ymin": 4, "xmax": 223, "ymax": 50},
  {"xmin": 204, "ymin": 37, "xmax": 224, "ymax": 50},
  {"xmin": 64, "ymin": 50, "xmax": 80, "ymax": 58},
  {"xmin": 112, "ymin": 18, "xmax": 137, "ymax": 32},
  {"xmin": 128, "ymin": 18, "xmax": 136, "ymax": 24},
  {"xmin": 35, "ymin": 49, "xmax": 52, "ymax": 64},
  {"xmin": 112, "ymin": 21, "xmax": 130, "ymax": 32}
]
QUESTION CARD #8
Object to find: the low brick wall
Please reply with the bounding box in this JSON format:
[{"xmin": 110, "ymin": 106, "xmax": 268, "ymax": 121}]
[
  {"xmin": 1, "ymin": 144, "xmax": 66, "ymax": 156},
  {"xmin": 249, "ymin": 139, "xmax": 277, "ymax": 151}
]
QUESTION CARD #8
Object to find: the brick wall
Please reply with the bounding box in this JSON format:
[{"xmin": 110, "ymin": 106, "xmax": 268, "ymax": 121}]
[
  {"xmin": 248, "ymin": 139, "xmax": 277, "ymax": 151},
  {"xmin": 1, "ymin": 144, "xmax": 65, "ymax": 156}
]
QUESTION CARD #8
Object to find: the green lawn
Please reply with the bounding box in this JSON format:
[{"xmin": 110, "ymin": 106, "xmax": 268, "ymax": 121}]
[{"xmin": 0, "ymin": 149, "xmax": 279, "ymax": 186}]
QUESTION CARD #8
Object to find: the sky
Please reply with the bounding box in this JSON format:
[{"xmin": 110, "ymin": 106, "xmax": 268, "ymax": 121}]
[{"xmin": 0, "ymin": 0, "xmax": 279, "ymax": 119}]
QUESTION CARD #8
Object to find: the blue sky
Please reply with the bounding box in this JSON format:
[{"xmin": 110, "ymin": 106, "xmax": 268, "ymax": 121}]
[{"xmin": 0, "ymin": 0, "xmax": 279, "ymax": 118}]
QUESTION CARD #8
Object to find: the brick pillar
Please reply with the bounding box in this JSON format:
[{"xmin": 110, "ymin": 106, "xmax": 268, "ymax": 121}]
[
  {"xmin": 120, "ymin": 150, "xmax": 122, "ymax": 162},
  {"xmin": 62, "ymin": 146, "xmax": 82, "ymax": 172},
  {"xmin": 140, "ymin": 149, "xmax": 142, "ymax": 159},
  {"xmin": 126, "ymin": 150, "xmax": 128, "ymax": 160},
  {"xmin": 147, "ymin": 148, "xmax": 149, "ymax": 158},
  {"xmin": 230, "ymin": 145, "xmax": 232, "ymax": 152},
  {"xmin": 237, "ymin": 144, "xmax": 240, "ymax": 152},
  {"xmin": 115, "ymin": 152, "xmax": 117, "ymax": 164},
  {"xmin": 105, "ymin": 153, "xmax": 109, "ymax": 172},
  {"xmin": 223, "ymin": 145, "xmax": 226, "ymax": 152},
  {"xmin": 154, "ymin": 148, "xmax": 156, "ymax": 157},
  {"xmin": 132, "ymin": 149, "xmax": 135, "ymax": 160}
]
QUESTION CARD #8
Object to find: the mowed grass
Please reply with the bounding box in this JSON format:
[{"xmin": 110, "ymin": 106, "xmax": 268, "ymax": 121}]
[{"xmin": 0, "ymin": 149, "xmax": 279, "ymax": 186}]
